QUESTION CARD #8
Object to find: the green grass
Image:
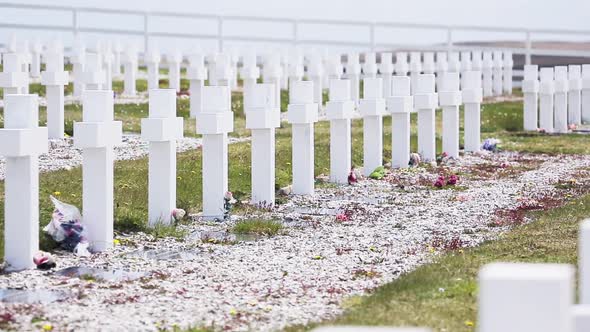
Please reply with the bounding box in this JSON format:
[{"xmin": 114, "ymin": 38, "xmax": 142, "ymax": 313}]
[
  {"xmin": 231, "ymin": 219, "xmax": 283, "ymax": 236},
  {"xmin": 285, "ymin": 191, "xmax": 590, "ymax": 332}
]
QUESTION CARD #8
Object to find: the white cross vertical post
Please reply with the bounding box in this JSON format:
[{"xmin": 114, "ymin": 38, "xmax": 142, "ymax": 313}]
[
  {"xmin": 167, "ymin": 50, "xmax": 182, "ymax": 92},
  {"xmin": 522, "ymin": 65, "xmax": 540, "ymax": 131},
  {"xmin": 241, "ymin": 51, "xmax": 260, "ymax": 95},
  {"xmin": 0, "ymin": 95, "xmax": 47, "ymax": 271},
  {"xmin": 326, "ymin": 54, "xmax": 343, "ymax": 81},
  {"xmin": 122, "ymin": 46, "xmax": 138, "ymax": 96},
  {"xmin": 30, "ymin": 40, "xmax": 42, "ymax": 78},
  {"xmin": 308, "ymin": 53, "xmax": 324, "ymax": 106},
  {"xmin": 379, "ymin": 52, "xmax": 394, "ymax": 98},
  {"xmin": 492, "ymin": 51, "xmax": 503, "ymax": 96},
  {"xmin": 414, "ymin": 74, "xmax": 438, "ymax": 161},
  {"xmin": 573, "ymin": 306, "xmax": 590, "ymax": 332},
  {"xmin": 387, "ymin": 76, "xmax": 412, "ymax": 168},
  {"xmin": 422, "ymin": 52, "xmax": 435, "ymax": 76},
  {"xmin": 141, "ymin": 89, "xmax": 184, "ymax": 226},
  {"xmin": 112, "ymin": 40, "xmax": 122, "ymax": 77},
  {"xmin": 539, "ymin": 68, "xmax": 555, "ymax": 133},
  {"xmin": 326, "ymin": 79, "xmax": 354, "ymax": 184},
  {"xmin": 41, "ymin": 44, "xmax": 69, "ymax": 139},
  {"xmin": 471, "ymin": 51, "xmax": 483, "ymax": 78},
  {"xmin": 18, "ymin": 41, "xmax": 31, "ymax": 94},
  {"xmin": 206, "ymin": 54, "xmax": 218, "ymax": 86},
  {"xmin": 0, "ymin": 52, "xmax": 27, "ymax": 99},
  {"xmin": 145, "ymin": 47, "xmax": 161, "ymax": 91},
  {"xmin": 363, "ymin": 52, "xmax": 377, "ymax": 79},
  {"xmin": 395, "ymin": 52, "xmax": 409, "ymax": 77},
  {"xmin": 359, "ymin": 77, "xmax": 385, "ymax": 176},
  {"xmin": 409, "ymin": 52, "xmax": 422, "ymax": 94},
  {"xmin": 439, "ymin": 72, "xmax": 462, "ymax": 158},
  {"xmin": 503, "ymin": 51, "xmax": 514, "ymax": 94},
  {"xmin": 245, "ymin": 84, "xmax": 280, "ymax": 205},
  {"xmin": 288, "ymin": 51, "xmax": 304, "ymax": 88},
  {"xmin": 460, "ymin": 51, "xmax": 472, "ymax": 89},
  {"xmin": 101, "ymin": 43, "xmax": 114, "ymax": 91},
  {"xmin": 188, "ymin": 53, "xmax": 208, "ymax": 118},
  {"xmin": 482, "ymin": 51, "xmax": 493, "ymax": 97},
  {"xmin": 230, "ymin": 52, "xmax": 240, "ymax": 90},
  {"xmin": 447, "ymin": 52, "xmax": 461, "ymax": 74},
  {"xmin": 580, "ymin": 219, "xmax": 590, "ymax": 304},
  {"xmin": 280, "ymin": 53, "xmax": 289, "ymax": 90},
  {"xmin": 583, "ymin": 65, "xmax": 590, "ymax": 124},
  {"xmin": 197, "ymin": 86, "xmax": 234, "ymax": 219},
  {"xmin": 435, "ymin": 52, "xmax": 448, "ymax": 91},
  {"xmin": 463, "ymin": 71, "xmax": 483, "ymax": 152},
  {"xmin": 288, "ymin": 81, "xmax": 319, "ymax": 195},
  {"xmin": 554, "ymin": 66, "xmax": 569, "ymax": 134},
  {"xmin": 263, "ymin": 54, "xmax": 283, "ymax": 112},
  {"xmin": 346, "ymin": 53, "xmax": 361, "ymax": 103},
  {"xmin": 478, "ymin": 263, "xmax": 574, "ymax": 332},
  {"xmin": 214, "ymin": 54, "xmax": 232, "ymax": 87},
  {"xmin": 83, "ymin": 53, "xmax": 106, "ymax": 91},
  {"xmin": 74, "ymin": 91, "xmax": 122, "ymax": 252},
  {"xmin": 71, "ymin": 42, "xmax": 86, "ymax": 97},
  {"xmin": 568, "ymin": 65, "xmax": 582, "ymax": 125}
]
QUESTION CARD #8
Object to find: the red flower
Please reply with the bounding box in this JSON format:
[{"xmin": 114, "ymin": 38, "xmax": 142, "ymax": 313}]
[
  {"xmin": 446, "ymin": 175, "xmax": 459, "ymax": 186},
  {"xmin": 434, "ymin": 176, "xmax": 445, "ymax": 188}
]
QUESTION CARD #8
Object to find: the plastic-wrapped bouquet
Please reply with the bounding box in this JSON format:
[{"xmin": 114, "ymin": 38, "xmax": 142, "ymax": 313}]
[
  {"xmin": 481, "ymin": 138, "xmax": 501, "ymax": 152},
  {"xmin": 43, "ymin": 196, "xmax": 90, "ymax": 256}
]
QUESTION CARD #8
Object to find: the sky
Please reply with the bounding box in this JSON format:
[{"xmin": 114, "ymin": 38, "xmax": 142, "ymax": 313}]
[{"xmin": 1, "ymin": 0, "xmax": 589, "ymax": 54}]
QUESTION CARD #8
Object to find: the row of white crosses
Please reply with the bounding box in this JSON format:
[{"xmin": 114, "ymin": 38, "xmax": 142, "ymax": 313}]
[{"xmin": 523, "ymin": 64, "xmax": 590, "ymax": 132}]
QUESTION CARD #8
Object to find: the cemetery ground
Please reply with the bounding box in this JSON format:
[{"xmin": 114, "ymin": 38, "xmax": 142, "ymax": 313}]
[{"xmin": 0, "ymin": 83, "xmax": 590, "ymax": 330}]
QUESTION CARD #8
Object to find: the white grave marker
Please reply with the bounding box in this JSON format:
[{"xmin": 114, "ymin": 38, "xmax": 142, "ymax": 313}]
[
  {"xmin": 326, "ymin": 54, "xmax": 343, "ymax": 81},
  {"xmin": 414, "ymin": 74, "xmax": 438, "ymax": 161},
  {"xmin": 580, "ymin": 219, "xmax": 590, "ymax": 304},
  {"xmin": 288, "ymin": 51, "xmax": 304, "ymax": 88},
  {"xmin": 583, "ymin": 65, "xmax": 590, "ymax": 124},
  {"xmin": 363, "ymin": 52, "xmax": 377, "ymax": 79},
  {"xmin": 573, "ymin": 305, "xmax": 590, "ymax": 332},
  {"xmin": 241, "ymin": 52, "xmax": 260, "ymax": 94},
  {"xmin": 0, "ymin": 95, "xmax": 47, "ymax": 270},
  {"xmin": 214, "ymin": 54, "xmax": 233, "ymax": 87},
  {"xmin": 167, "ymin": 50, "xmax": 182, "ymax": 92},
  {"xmin": 439, "ymin": 72, "xmax": 462, "ymax": 158},
  {"xmin": 435, "ymin": 52, "xmax": 448, "ymax": 91},
  {"xmin": 263, "ymin": 54, "xmax": 283, "ymax": 112},
  {"xmin": 197, "ymin": 86, "xmax": 234, "ymax": 219},
  {"xmin": 463, "ymin": 71, "xmax": 483, "ymax": 152},
  {"xmin": 0, "ymin": 52, "xmax": 27, "ymax": 97},
  {"xmin": 554, "ymin": 66, "xmax": 569, "ymax": 133},
  {"xmin": 141, "ymin": 89, "xmax": 183, "ymax": 226},
  {"xmin": 503, "ymin": 51, "xmax": 514, "ymax": 94},
  {"xmin": 492, "ymin": 51, "xmax": 503, "ymax": 96},
  {"xmin": 74, "ymin": 91, "xmax": 122, "ymax": 252},
  {"xmin": 568, "ymin": 65, "xmax": 582, "ymax": 125},
  {"xmin": 522, "ymin": 65, "xmax": 540, "ymax": 131},
  {"xmin": 359, "ymin": 77, "xmax": 385, "ymax": 176},
  {"xmin": 101, "ymin": 42, "xmax": 114, "ymax": 91},
  {"xmin": 41, "ymin": 43, "xmax": 69, "ymax": 139},
  {"xmin": 387, "ymin": 76, "xmax": 412, "ymax": 168},
  {"xmin": 83, "ymin": 53, "xmax": 106, "ymax": 90},
  {"xmin": 71, "ymin": 41, "xmax": 86, "ymax": 97},
  {"xmin": 482, "ymin": 51, "xmax": 493, "ymax": 97},
  {"xmin": 395, "ymin": 52, "xmax": 409, "ymax": 77},
  {"xmin": 288, "ymin": 81, "xmax": 319, "ymax": 195},
  {"xmin": 326, "ymin": 79, "xmax": 354, "ymax": 183},
  {"xmin": 409, "ymin": 52, "xmax": 422, "ymax": 94},
  {"xmin": 539, "ymin": 68, "xmax": 555, "ymax": 133},
  {"xmin": 30, "ymin": 40, "xmax": 42, "ymax": 78},
  {"xmin": 346, "ymin": 53, "xmax": 361, "ymax": 103},
  {"xmin": 478, "ymin": 262, "xmax": 574, "ymax": 332},
  {"xmin": 379, "ymin": 52, "xmax": 394, "ymax": 98},
  {"xmin": 122, "ymin": 45, "xmax": 138, "ymax": 96},
  {"xmin": 112, "ymin": 40, "xmax": 122, "ymax": 77},
  {"xmin": 145, "ymin": 47, "xmax": 161, "ymax": 91},
  {"xmin": 187, "ymin": 52, "xmax": 208, "ymax": 118},
  {"xmin": 308, "ymin": 53, "xmax": 324, "ymax": 106}
]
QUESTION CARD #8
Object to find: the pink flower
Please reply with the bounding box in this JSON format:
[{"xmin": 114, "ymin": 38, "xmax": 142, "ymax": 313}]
[
  {"xmin": 568, "ymin": 123, "xmax": 577, "ymax": 131},
  {"xmin": 434, "ymin": 176, "xmax": 445, "ymax": 188},
  {"xmin": 446, "ymin": 174, "xmax": 459, "ymax": 186},
  {"xmin": 348, "ymin": 169, "xmax": 358, "ymax": 185},
  {"xmin": 336, "ymin": 213, "xmax": 349, "ymax": 222}
]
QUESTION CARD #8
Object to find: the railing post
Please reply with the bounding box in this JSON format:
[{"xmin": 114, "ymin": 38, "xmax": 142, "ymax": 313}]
[
  {"xmin": 370, "ymin": 22, "xmax": 376, "ymax": 52},
  {"xmin": 72, "ymin": 8, "xmax": 78, "ymax": 40},
  {"xmin": 525, "ymin": 30, "xmax": 532, "ymax": 65},
  {"xmin": 217, "ymin": 16, "xmax": 223, "ymax": 53},
  {"xmin": 144, "ymin": 12, "xmax": 149, "ymax": 54},
  {"xmin": 446, "ymin": 27, "xmax": 453, "ymax": 52}
]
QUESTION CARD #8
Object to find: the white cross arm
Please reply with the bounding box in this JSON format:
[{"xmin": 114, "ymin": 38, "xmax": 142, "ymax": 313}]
[
  {"xmin": 74, "ymin": 121, "xmax": 123, "ymax": 148},
  {"xmin": 287, "ymin": 103, "xmax": 319, "ymax": 124},
  {"xmin": 196, "ymin": 112, "xmax": 234, "ymax": 135},
  {"xmin": 41, "ymin": 71, "xmax": 69, "ymax": 86},
  {"xmin": 0, "ymin": 127, "xmax": 48, "ymax": 157},
  {"xmin": 0, "ymin": 72, "xmax": 28, "ymax": 88},
  {"xmin": 141, "ymin": 117, "xmax": 184, "ymax": 141}
]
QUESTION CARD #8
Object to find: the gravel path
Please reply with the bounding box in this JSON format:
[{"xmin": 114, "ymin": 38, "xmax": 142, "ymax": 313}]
[{"xmin": 0, "ymin": 151, "xmax": 589, "ymax": 331}]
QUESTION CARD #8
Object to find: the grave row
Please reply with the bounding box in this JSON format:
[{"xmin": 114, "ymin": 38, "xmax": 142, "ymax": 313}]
[{"xmin": 522, "ymin": 64, "xmax": 590, "ymax": 132}]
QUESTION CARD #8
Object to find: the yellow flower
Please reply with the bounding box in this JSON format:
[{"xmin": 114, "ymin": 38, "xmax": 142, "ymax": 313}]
[
  {"xmin": 64, "ymin": 133, "xmax": 70, "ymax": 138},
  {"xmin": 53, "ymin": 191, "xmax": 61, "ymax": 196},
  {"xmin": 113, "ymin": 239, "xmax": 121, "ymax": 246},
  {"xmin": 42, "ymin": 324, "xmax": 53, "ymax": 331},
  {"xmin": 464, "ymin": 320, "xmax": 474, "ymax": 327},
  {"xmin": 177, "ymin": 176, "xmax": 183, "ymax": 180},
  {"xmin": 229, "ymin": 308, "xmax": 237, "ymax": 316}
]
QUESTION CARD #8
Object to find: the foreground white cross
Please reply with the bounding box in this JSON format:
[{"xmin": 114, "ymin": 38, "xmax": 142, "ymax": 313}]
[
  {"xmin": 142, "ymin": 89, "xmax": 183, "ymax": 226},
  {"xmin": 463, "ymin": 71, "xmax": 483, "ymax": 152},
  {"xmin": 388, "ymin": 76, "xmax": 412, "ymax": 168},
  {"xmin": 415, "ymin": 74, "xmax": 438, "ymax": 161},
  {"xmin": 439, "ymin": 72, "xmax": 462, "ymax": 158},
  {"xmin": 0, "ymin": 95, "xmax": 47, "ymax": 270},
  {"xmin": 554, "ymin": 66, "xmax": 569, "ymax": 133},
  {"xmin": 41, "ymin": 43, "xmax": 69, "ymax": 139},
  {"xmin": 74, "ymin": 90, "xmax": 122, "ymax": 252},
  {"xmin": 197, "ymin": 86, "xmax": 233, "ymax": 219},
  {"xmin": 359, "ymin": 77, "xmax": 385, "ymax": 176},
  {"xmin": 288, "ymin": 81, "xmax": 319, "ymax": 195},
  {"xmin": 327, "ymin": 79, "xmax": 354, "ymax": 183},
  {"xmin": 522, "ymin": 65, "xmax": 540, "ymax": 131}
]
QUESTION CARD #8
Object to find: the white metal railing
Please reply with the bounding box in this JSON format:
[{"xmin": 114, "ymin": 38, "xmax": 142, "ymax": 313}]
[{"xmin": 1, "ymin": 2, "xmax": 590, "ymax": 64}]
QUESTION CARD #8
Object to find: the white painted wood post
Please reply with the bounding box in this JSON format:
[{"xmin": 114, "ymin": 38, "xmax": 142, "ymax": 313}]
[
  {"xmin": 141, "ymin": 89, "xmax": 183, "ymax": 226},
  {"xmin": 214, "ymin": 54, "xmax": 232, "ymax": 87},
  {"xmin": 387, "ymin": 76, "xmax": 412, "ymax": 168},
  {"xmin": 409, "ymin": 52, "xmax": 422, "ymax": 95},
  {"xmin": 206, "ymin": 54, "xmax": 218, "ymax": 86},
  {"xmin": 288, "ymin": 51, "xmax": 304, "ymax": 88},
  {"xmin": 0, "ymin": 95, "xmax": 47, "ymax": 271},
  {"xmin": 478, "ymin": 263, "xmax": 574, "ymax": 332},
  {"xmin": 288, "ymin": 81, "xmax": 319, "ymax": 195},
  {"xmin": 539, "ymin": 68, "xmax": 555, "ymax": 133},
  {"xmin": 18, "ymin": 41, "xmax": 31, "ymax": 94},
  {"xmin": 122, "ymin": 46, "xmax": 138, "ymax": 96},
  {"xmin": 414, "ymin": 74, "xmax": 438, "ymax": 162},
  {"xmin": 308, "ymin": 53, "xmax": 324, "ymax": 106},
  {"xmin": 422, "ymin": 52, "xmax": 435, "ymax": 77},
  {"xmin": 346, "ymin": 53, "xmax": 361, "ymax": 103},
  {"xmin": 197, "ymin": 86, "xmax": 234, "ymax": 219},
  {"xmin": 74, "ymin": 90, "xmax": 122, "ymax": 252},
  {"xmin": 188, "ymin": 53, "xmax": 208, "ymax": 118},
  {"xmin": 580, "ymin": 219, "xmax": 590, "ymax": 304},
  {"xmin": 448, "ymin": 52, "xmax": 461, "ymax": 75},
  {"xmin": 379, "ymin": 52, "xmax": 394, "ymax": 98},
  {"xmin": 492, "ymin": 51, "xmax": 503, "ymax": 96},
  {"xmin": 568, "ymin": 65, "xmax": 582, "ymax": 125},
  {"xmin": 230, "ymin": 52, "xmax": 240, "ymax": 90},
  {"xmin": 395, "ymin": 52, "xmax": 409, "ymax": 77},
  {"xmin": 0, "ymin": 52, "xmax": 27, "ymax": 100},
  {"xmin": 101, "ymin": 43, "xmax": 114, "ymax": 91},
  {"xmin": 326, "ymin": 54, "xmax": 343, "ymax": 81},
  {"xmin": 41, "ymin": 45, "xmax": 69, "ymax": 139},
  {"xmin": 359, "ymin": 77, "xmax": 385, "ymax": 176},
  {"xmin": 503, "ymin": 51, "xmax": 514, "ymax": 94},
  {"xmin": 167, "ymin": 50, "xmax": 182, "ymax": 92},
  {"xmin": 482, "ymin": 51, "xmax": 493, "ymax": 97},
  {"xmin": 554, "ymin": 66, "xmax": 569, "ymax": 134},
  {"xmin": 363, "ymin": 52, "xmax": 377, "ymax": 79},
  {"xmin": 83, "ymin": 53, "xmax": 106, "ymax": 91},
  {"xmin": 522, "ymin": 65, "xmax": 540, "ymax": 131},
  {"xmin": 30, "ymin": 40, "xmax": 42, "ymax": 78},
  {"xmin": 245, "ymin": 84, "xmax": 280, "ymax": 205},
  {"xmin": 280, "ymin": 53, "xmax": 289, "ymax": 90},
  {"xmin": 326, "ymin": 79, "xmax": 354, "ymax": 184},
  {"xmin": 112, "ymin": 40, "xmax": 122, "ymax": 77},
  {"xmin": 145, "ymin": 47, "xmax": 161, "ymax": 91},
  {"xmin": 241, "ymin": 52, "xmax": 260, "ymax": 95},
  {"xmin": 583, "ymin": 65, "xmax": 590, "ymax": 124},
  {"xmin": 460, "ymin": 51, "xmax": 472, "ymax": 73},
  {"xmin": 463, "ymin": 71, "xmax": 483, "ymax": 152},
  {"xmin": 439, "ymin": 72, "xmax": 462, "ymax": 158},
  {"xmin": 263, "ymin": 54, "xmax": 283, "ymax": 112},
  {"xmin": 71, "ymin": 42, "xmax": 86, "ymax": 97},
  {"xmin": 435, "ymin": 52, "xmax": 448, "ymax": 92},
  {"xmin": 471, "ymin": 51, "xmax": 483, "ymax": 83}
]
